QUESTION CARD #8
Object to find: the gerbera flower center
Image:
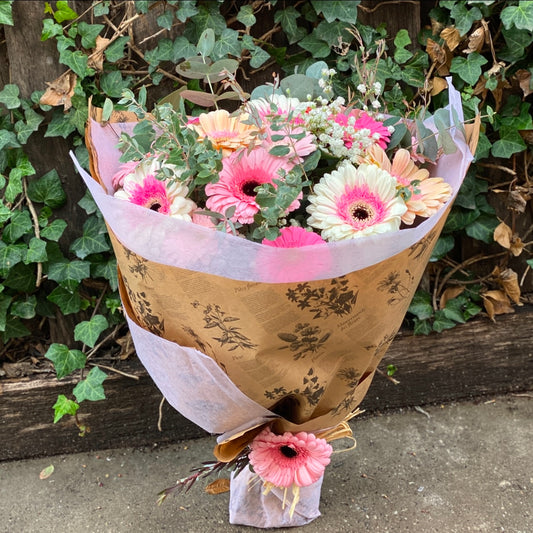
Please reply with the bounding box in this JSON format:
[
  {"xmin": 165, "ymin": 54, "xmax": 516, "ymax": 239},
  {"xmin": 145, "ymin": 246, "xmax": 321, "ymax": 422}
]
[
  {"xmin": 242, "ymin": 180, "xmax": 261, "ymax": 197},
  {"xmin": 351, "ymin": 202, "xmax": 374, "ymax": 221},
  {"xmin": 280, "ymin": 445, "xmax": 298, "ymax": 458},
  {"xmin": 337, "ymin": 184, "xmax": 386, "ymax": 230}
]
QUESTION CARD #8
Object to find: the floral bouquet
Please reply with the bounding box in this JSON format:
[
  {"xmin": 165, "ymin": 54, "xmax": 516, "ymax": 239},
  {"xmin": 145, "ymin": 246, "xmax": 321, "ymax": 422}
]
[{"xmin": 74, "ymin": 61, "xmax": 478, "ymax": 528}]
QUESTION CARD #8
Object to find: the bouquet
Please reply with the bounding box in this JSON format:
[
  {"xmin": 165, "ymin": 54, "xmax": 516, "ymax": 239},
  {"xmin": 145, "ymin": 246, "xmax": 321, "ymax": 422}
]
[{"xmin": 75, "ymin": 62, "xmax": 478, "ymax": 528}]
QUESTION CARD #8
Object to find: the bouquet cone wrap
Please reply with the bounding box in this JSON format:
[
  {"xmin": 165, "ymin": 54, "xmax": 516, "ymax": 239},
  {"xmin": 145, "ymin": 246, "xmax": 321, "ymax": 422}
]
[{"xmin": 75, "ymin": 80, "xmax": 478, "ymax": 527}]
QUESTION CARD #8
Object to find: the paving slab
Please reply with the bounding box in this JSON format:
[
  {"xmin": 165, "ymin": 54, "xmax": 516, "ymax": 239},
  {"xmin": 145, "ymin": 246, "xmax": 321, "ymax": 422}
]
[{"xmin": 1, "ymin": 394, "xmax": 532, "ymax": 533}]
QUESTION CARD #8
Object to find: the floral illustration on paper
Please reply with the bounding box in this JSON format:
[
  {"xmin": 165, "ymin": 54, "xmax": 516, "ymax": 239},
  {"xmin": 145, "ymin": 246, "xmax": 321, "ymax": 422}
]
[
  {"xmin": 265, "ymin": 367, "xmax": 325, "ymax": 408},
  {"xmin": 192, "ymin": 301, "xmax": 257, "ymax": 351},
  {"xmin": 408, "ymin": 228, "xmax": 438, "ymax": 260},
  {"xmin": 366, "ymin": 331, "xmax": 397, "ymax": 360},
  {"xmin": 331, "ymin": 367, "xmax": 369, "ymax": 415},
  {"xmin": 122, "ymin": 277, "xmax": 165, "ymax": 336},
  {"xmin": 377, "ymin": 269, "xmax": 414, "ymax": 305},
  {"xmin": 286, "ymin": 277, "xmax": 358, "ymax": 319},
  {"xmin": 277, "ymin": 323, "xmax": 331, "ymax": 360}
]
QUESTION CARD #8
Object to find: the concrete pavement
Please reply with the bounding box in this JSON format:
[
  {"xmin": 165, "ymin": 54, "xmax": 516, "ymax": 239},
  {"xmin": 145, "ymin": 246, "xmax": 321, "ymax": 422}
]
[{"xmin": 1, "ymin": 394, "xmax": 532, "ymax": 533}]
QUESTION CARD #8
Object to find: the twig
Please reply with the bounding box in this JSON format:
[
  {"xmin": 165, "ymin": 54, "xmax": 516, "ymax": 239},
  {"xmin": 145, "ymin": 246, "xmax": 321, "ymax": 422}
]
[
  {"xmin": 477, "ymin": 162, "xmax": 517, "ymax": 176},
  {"xmin": 376, "ymin": 367, "xmax": 400, "ymax": 385},
  {"xmin": 359, "ymin": 0, "xmax": 420, "ymax": 14},
  {"xmin": 86, "ymin": 324, "xmax": 122, "ymax": 359},
  {"xmin": 22, "ymin": 177, "xmax": 43, "ymax": 287},
  {"xmin": 88, "ymin": 361, "xmax": 140, "ymax": 380},
  {"xmin": 158, "ymin": 396, "xmax": 165, "ymax": 431}
]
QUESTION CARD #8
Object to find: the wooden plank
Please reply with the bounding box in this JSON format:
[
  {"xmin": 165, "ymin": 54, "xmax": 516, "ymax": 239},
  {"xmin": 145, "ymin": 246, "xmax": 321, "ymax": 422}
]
[{"xmin": 1, "ymin": 306, "xmax": 532, "ymax": 461}]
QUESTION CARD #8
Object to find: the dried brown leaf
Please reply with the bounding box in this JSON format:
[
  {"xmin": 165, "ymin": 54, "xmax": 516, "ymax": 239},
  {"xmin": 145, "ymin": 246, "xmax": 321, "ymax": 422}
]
[
  {"xmin": 499, "ymin": 268, "xmax": 522, "ymax": 305},
  {"xmin": 515, "ymin": 69, "xmax": 533, "ymax": 98},
  {"xmin": 440, "ymin": 27, "xmax": 461, "ymax": 51},
  {"xmin": 116, "ymin": 332, "xmax": 135, "ymax": 360},
  {"xmin": 463, "ymin": 27, "xmax": 485, "ymax": 54},
  {"xmin": 88, "ymin": 35, "xmax": 111, "ymax": 72},
  {"xmin": 430, "ymin": 77, "xmax": 449, "ymax": 96},
  {"xmin": 481, "ymin": 290, "xmax": 514, "ymax": 321},
  {"xmin": 439, "ymin": 286, "xmax": 465, "ymax": 310},
  {"xmin": 205, "ymin": 478, "xmax": 230, "ymax": 495},
  {"xmin": 39, "ymin": 71, "xmax": 77, "ymax": 110},
  {"xmin": 426, "ymin": 38, "xmax": 450, "ymax": 76},
  {"xmin": 493, "ymin": 221, "xmax": 512, "ymax": 249},
  {"xmin": 507, "ymin": 190, "xmax": 527, "ymax": 213}
]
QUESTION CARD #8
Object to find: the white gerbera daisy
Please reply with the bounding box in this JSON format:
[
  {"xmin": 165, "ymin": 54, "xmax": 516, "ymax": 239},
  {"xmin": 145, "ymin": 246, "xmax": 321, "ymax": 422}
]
[{"xmin": 306, "ymin": 163, "xmax": 407, "ymax": 241}]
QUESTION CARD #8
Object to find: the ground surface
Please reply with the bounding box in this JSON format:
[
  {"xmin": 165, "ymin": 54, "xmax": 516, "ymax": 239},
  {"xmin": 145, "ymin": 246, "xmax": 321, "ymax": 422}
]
[{"xmin": 1, "ymin": 394, "xmax": 532, "ymax": 533}]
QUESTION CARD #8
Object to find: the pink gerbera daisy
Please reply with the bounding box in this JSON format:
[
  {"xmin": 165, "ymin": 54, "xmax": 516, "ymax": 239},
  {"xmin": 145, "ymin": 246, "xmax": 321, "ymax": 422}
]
[
  {"xmin": 306, "ymin": 163, "xmax": 407, "ymax": 241},
  {"xmin": 205, "ymin": 147, "xmax": 298, "ymax": 224},
  {"xmin": 249, "ymin": 427, "xmax": 332, "ymax": 488},
  {"xmin": 262, "ymin": 226, "xmax": 325, "ymax": 248},
  {"xmin": 114, "ymin": 173, "xmax": 196, "ymax": 220},
  {"xmin": 368, "ymin": 145, "xmax": 452, "ymax": 224}
]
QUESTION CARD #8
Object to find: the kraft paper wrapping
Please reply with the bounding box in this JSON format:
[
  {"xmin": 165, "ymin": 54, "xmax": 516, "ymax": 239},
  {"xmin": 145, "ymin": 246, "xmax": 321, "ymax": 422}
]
[{"xmin": 75, "ymin": 80, "xmax": 476, "ymax": 449}]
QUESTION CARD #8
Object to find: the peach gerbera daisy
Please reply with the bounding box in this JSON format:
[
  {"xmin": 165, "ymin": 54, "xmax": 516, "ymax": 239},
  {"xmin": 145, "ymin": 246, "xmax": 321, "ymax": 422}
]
[
  {"xmin": 368, "ymin": 145, "xmax": 452, "ymax": 224},
  {"xmin": 190, "ymin": 109, "xmax": 258, "ymax": 156}
]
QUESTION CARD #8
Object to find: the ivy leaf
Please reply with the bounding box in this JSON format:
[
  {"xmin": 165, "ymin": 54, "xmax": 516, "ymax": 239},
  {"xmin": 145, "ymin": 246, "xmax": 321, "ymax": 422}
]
[
  {"xmin": 0, "ymin": 243, "xmax": 23, "ymax": 276},
  {"xmin": 74, "ymin": 314, "xmax": 109, "ymax": 348},
  {"xmin": 92, "ymin": 257, "xmax": 118, "ymax": 291},
  {"xmin": 15, "ymin": 107, "xmax": 44, "ymax": 144},
  {"xmin": 73, "ymin": 366, "xmax": 107, "ymax": 402},
  {"xmin": 0, "ymin": 129, "xmax": 20, "ymax": 151},
  {"xmin": 449, "ymin": 3, "xmax": 482, "ymax": 36},
  {"xmin": 188, "ymin": 5, "xmax": 227, "ymax": 39},
  {"xmin": 412, "ymin": 317, "xmax": 433, "ymax": 336},
  {"xmin": 41, "ymin": 219, "xmax": 67, "ymax": 241},
  {"xmin": 77, "ymin": 21, "xmax": 104, "ymax": 49},
  {"xmin": 172, "ymin": 36, "xmax": 197, "ymax": 62},
  {"xmin": 0, "ymin": 84, "xmax": 21, "ymax": 110},
  {"xmin": 0, "ymin": 1, "xmax": 14, "ymax": 25},
  {"xmin": 432, "ymin": 310, "xmax": 457, "ymax": 333},
  {"xmin": 70, "ymin": 216, "xmax": 110, "ymax": 259},
  {"xmin": 501, "ymin": 2, "xmax": 533, "ymax": 32},
  {"xmin": 298, "ymin": 34, "xmax": 331, "ymax": 58},
  {"xmin": 176, "ymin": 1, "xmax": 198, "ymax": 22},
  {"xmin": 27, "ymin": 169, "xmax": 66, "ymax": 208},
  {"xmin": 2, "ymin": 316, "xmax": 30, "ymax": 342},
  {"xmin": 44, "ymin": 109, "xmax": 77, "ymax": 138},
  {"xmin": 465, "ymin": 214, "xmax": 498, "ymax": 244},
  {"xmin": 275, "ymin": 7, "xmax": 301, "ymax": 43},
  {"xmin": 53, "ymin": 0, "xmax": 78, "ymax": 23},
  {"xmin": 10, "ymin": 296, "xmax": 37, "ymax": 320},
  {"xmin": 311, "ymin": 0, "xmax": 360, "ymax": 23},
  {"xmin": 45, "ymin": 343, "xmax": 86, "ymax": 379},
  {"xmin": 47, "ymin": 259, "xmax": 91, "ymax": 284},
  {"xmin": 100, "ymin": 71, "xmax": 131, "ymax": 98},
  {"xmin": 314, "ymin": 20, "xmax": 353, "ymax": 47},
  {"xmin": 442, "ymin": 299, "xmax": 466, "ymax": 324},
  {"xmin": 3, "ymin": 261, "xmax": 35, "ymax": 292},
  {"xmin": 104, "ymin": 36, "xmax": 130, "ymax": 63},
  {"xmin": 408, "ymin": 291, "xmax": 433, "ymax": 320},
  {"xmin": 237, "ymin": 4, "xmax": 256, "ymax": 27},
  {"xmin": 212, "ymin": 28, "xmax": 241, "ymax": 59},
  {"xmin": 3, "ymin": 210, "xmax": 32, "ymax": 243},
  {"xmin": 248, "ymin": 45, "xmax": 271, "ymax": 68},
  {"xmin": 24, "ymin": 238, "xmax": 48, "ymax": 264},
  {"xmin": 47, "ymin": 285, "xmax": 82, "ymax": 315},
  {"xmin": 60, "ymin": 50, "xmax": 93, "ymax": 78},
  {"xmin": 450, "ymin": 53, "xmax": 488, "ymax": 86},
  {"xmin": 157, "ymin": 9, "xmax": 174, "ymax": 31},
  {"xmin": 52, "ymin": 395, "xmax": 80, "ymax": 423},
  {"xmin": 394, "ymin": 29, "xmax": 413, "ymax": 64},
  {"xmin": 78, "ymin": 190, "xmax": 98, "ymax": 215},
  {"xmin": 491, "ymin": 129, "xmax": 527, "ymax": 158}
]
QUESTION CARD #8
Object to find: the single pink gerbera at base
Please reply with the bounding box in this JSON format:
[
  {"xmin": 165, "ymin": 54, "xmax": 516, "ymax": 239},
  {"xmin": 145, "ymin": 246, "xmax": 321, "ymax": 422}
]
[
  {"xmin": 249, "ymin": 427, "xmax": 332, "ymax": 488},
  {"xmin": 205, "ymin": 147, "xmax": 298, "ymax": 224},
  {"xmin": 262, "ymin": 226, "xmax": 325, "ymax": 248}
]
